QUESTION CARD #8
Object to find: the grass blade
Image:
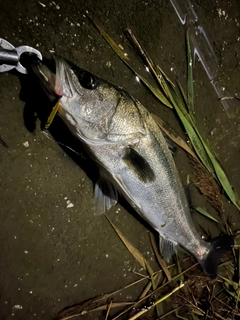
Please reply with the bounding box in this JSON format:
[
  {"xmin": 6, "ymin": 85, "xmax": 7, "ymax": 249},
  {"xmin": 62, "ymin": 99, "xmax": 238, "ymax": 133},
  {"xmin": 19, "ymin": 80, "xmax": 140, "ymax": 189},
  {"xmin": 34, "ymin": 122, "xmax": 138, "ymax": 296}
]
[
  {"xmin": 219, "ymin": 275, "xmax": 239, "ymax": 290},
  {"xmin": 128, "ymin": 282, "xmax": 185, "ymax": 320},
  {"xmin": 112, "ymin": 264, "xmax": 198, "ymax": 320},
  {"xmin": 105, "ymin": 215, "xmax": 155, "ymax": 290},
  {"xmin": 125, "ymin": 28, "xmax": 173, "ymax": 98},
  {"xmin": 90, "ymin": 20, "xmax": 218, "ymax": 178},
  {"xmin": 153, "ymin": 282, "xmax": 185, "ymax": 306},
  {"xmin": 88, "ymin": 17, "xmax": 172, "ymax": 108},
  {"xmin": 125, "ymin": 28, "xmax": 240, "ymax": 210},
  {"xmin": 195, "ymin": 207, "xmax": 220, "ymax": 223},
  {"xmin": 174, "ymin": 253, "xmax": 186, "ymax": 290},
  {"xmin": 106, "ymin": 217, "xmax": 150, "ymax": 270},
  {"xmin": 151, "ymin": 113, "xmax": 199, "ymax": 161},
  {"xmin": 87, "ymin": 16, "xmax": 130, "ymax": 62},
  {"xmin": 90, "ymin": 21, "xmax": 240, "ymax": 210},
  {"xmin": 169, "ymin": 92, "xmax": 214, "ymax": 174},
  {"xmin": 157, "ymin": 63, "xmax": 236, "ymax": 200},
  {"xmin": 152, "ymin": 67, "xmax": 214, "ymax": 173},
  {"xmin": 149, "ymin": 232, "xmax": 172, "ymax": 281},
  {"xmin": 53, "ymin": 296, "xmax": 134, "ymax": 320},
  {"xmin": 186, "ymin": 29, "xmax": 194, "ymax": 117},
  {"xmin": 190, "ymin": 313, "xmax": 200, "ymax": 320},
  {"xmin": 198, "ymin": 136, "xmax": 240, "ymax": 210}
]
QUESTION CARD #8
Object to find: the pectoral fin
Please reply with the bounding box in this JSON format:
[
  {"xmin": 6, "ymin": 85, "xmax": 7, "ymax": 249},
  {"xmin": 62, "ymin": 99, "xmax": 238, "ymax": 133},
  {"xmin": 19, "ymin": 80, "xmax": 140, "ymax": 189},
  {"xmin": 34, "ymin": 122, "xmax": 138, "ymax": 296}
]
[
  {"xmin": 94, "ymin": 176, "xmax": 118, "ymax": 215},
  {"xmin": 123, "ymin": 147, "xmax": 155, "ymax": 183}
]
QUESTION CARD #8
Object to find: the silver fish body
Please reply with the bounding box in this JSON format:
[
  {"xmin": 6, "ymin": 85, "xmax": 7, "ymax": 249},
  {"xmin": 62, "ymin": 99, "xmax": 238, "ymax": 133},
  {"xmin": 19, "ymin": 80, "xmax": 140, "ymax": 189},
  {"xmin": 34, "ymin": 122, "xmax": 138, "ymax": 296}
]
[{"xmin": 30, "ymin": 57, "xmax": 233, "ymax": 277}]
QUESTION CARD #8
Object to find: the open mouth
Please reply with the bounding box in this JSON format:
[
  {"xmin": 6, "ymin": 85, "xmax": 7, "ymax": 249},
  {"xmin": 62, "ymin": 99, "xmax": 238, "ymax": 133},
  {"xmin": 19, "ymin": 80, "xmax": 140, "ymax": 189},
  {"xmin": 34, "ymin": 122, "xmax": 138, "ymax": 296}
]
[
  {"xmin": 29, "ymin": 56, "xmax": 78, "ymax": 129},
  {"xmin": 29, "ymin": 56, "xmax": 59, "ymax": 102},
  {"xmin": 29, "ymin": 56, "xmax": 83, "ymax": 103}
]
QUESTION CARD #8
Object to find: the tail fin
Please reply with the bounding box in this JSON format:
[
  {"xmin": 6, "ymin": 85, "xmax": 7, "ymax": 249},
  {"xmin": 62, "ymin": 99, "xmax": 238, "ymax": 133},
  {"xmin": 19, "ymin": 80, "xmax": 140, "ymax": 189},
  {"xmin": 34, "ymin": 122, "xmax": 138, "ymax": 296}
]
[{"xmin": 199, "ymin": 235, "xmax": 234, "ymax": 278}]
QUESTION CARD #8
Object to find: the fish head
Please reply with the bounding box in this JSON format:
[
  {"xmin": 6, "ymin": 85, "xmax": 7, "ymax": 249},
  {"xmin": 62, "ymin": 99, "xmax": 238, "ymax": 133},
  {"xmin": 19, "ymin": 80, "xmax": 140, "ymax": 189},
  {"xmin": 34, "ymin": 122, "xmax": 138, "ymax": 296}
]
[{"xmin": 31, "ymin": 56, "xmax": 124, "ymax": 143}]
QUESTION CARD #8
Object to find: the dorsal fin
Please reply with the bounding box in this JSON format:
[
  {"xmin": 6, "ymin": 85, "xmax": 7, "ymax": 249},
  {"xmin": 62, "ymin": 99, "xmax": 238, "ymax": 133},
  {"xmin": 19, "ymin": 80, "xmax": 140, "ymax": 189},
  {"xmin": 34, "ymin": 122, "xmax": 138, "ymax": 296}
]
[{"xmin": 162, "ymin": 133, "xmax": 177, "ymax": 155}]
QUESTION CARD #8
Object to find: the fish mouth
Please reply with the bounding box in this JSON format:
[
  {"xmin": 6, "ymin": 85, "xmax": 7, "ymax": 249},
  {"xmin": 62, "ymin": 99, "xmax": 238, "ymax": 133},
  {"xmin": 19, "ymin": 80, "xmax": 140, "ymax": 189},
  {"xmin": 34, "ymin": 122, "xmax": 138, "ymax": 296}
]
[{"xmin": 29, "ymin": 56, "xmax": 75, "ymax": 102}]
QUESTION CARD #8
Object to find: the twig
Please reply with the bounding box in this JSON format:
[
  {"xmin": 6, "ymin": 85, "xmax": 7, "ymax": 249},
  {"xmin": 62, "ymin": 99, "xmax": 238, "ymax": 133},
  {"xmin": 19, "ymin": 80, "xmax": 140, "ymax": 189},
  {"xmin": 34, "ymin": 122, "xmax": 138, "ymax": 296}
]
[
  {"xmin": 112, "ymin": 263, "xmax": 198, "ymax": 320},
  {"xmin": 132, "ymin": 271, "xmax": 150, "ymax": 279},
  {"xmin": 214, "ymin": 312, "xmax": 228, "ymax": 320},
  {"xmin": 55, "ymin": 302, "xmax": 134, "ymax": 320},
  {"xmin": 125, "ymin": 28, "xmax": 170, "ymax": 97},
  {"xmin": 105, "ymin": 300, "xmax": 113, "ymax": 320},
  {"xmin": 180, "ymin": 295, "xmax": 205, "ymax": 316},
  {"xmin": 149, "ymin": 232, "xmax": 172, "ymax": 281},
  {"xmin": 128, "ymin": 282, "xmax": 185, "ymax": 320},
  {"xmin": 138, "ymin": 271, "xmax": 162, "ymax": 299}
]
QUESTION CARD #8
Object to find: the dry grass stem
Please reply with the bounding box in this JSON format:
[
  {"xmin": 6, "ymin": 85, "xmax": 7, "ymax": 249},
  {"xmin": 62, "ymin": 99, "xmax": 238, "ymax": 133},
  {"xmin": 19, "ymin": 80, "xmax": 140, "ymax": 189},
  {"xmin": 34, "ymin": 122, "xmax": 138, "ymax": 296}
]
[
  {"xmin": 112, "ymin": 263, "xmax": 197, "ymax": 320},
  {"xmin": 151, "ymin": 113, "xmax": 199, "ymax": 161},
  {"xmin": 149, "ymin": 232, "xmax": 172, "ymax": 281},
  {"xmin": 104, "ymin": 300, "xmax": 113, "ymax": 320},
  {"xmin": 54, "ymin": 301, "xmax": 134, "ymax": 320}
]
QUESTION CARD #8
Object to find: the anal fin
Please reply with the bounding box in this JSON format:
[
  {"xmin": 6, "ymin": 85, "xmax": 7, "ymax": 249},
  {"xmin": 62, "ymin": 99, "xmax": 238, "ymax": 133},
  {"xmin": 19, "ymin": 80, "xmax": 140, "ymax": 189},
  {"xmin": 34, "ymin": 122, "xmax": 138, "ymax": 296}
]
[{"xmin": 159, "ymin": 235, "xmax": 178, "ymax": 262}]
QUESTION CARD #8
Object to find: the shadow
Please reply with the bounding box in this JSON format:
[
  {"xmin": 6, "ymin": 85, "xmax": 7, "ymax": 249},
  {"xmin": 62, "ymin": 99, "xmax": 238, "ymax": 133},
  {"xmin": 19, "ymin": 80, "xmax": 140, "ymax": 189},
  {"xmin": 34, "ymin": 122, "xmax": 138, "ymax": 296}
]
[
  {"xmin": 17, "ymin": 59, "xmax": 157, "ymax": 241},
  {"xmin": 18, "ymin": 62, "xmax": 99, "ymax": 185}
]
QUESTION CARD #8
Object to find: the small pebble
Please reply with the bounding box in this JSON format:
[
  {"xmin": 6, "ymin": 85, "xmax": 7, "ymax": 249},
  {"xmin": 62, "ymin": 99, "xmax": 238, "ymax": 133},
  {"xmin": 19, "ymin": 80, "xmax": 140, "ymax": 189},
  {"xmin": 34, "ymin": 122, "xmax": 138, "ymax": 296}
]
[{"xmin": 23, "ymin": 141, "xmax": 29, "ymax": 148}]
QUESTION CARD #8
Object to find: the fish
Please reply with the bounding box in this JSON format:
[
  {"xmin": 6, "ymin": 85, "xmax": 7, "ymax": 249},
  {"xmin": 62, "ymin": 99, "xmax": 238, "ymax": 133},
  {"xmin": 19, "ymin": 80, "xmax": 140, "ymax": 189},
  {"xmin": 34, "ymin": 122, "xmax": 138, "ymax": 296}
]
[{"xmin": 29, "ymin": 56, "xmax": 233, "ymax": 278}]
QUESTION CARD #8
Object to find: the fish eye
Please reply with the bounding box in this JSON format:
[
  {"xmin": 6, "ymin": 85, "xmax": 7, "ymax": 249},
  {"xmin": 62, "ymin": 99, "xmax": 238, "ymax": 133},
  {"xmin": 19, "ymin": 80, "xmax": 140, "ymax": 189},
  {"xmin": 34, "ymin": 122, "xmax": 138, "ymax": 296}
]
[{"xmin": 79, "ymin": 72, "xmax": 96, "ymax": 89}]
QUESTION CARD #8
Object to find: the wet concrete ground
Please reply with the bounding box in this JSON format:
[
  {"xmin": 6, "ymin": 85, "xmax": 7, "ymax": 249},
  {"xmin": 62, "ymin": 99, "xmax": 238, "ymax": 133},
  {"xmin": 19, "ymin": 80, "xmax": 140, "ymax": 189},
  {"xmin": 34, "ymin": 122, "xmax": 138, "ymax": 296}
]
[{"xmin": 0, "ymin": 0, "xmax": 240, "ymax": 319}]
